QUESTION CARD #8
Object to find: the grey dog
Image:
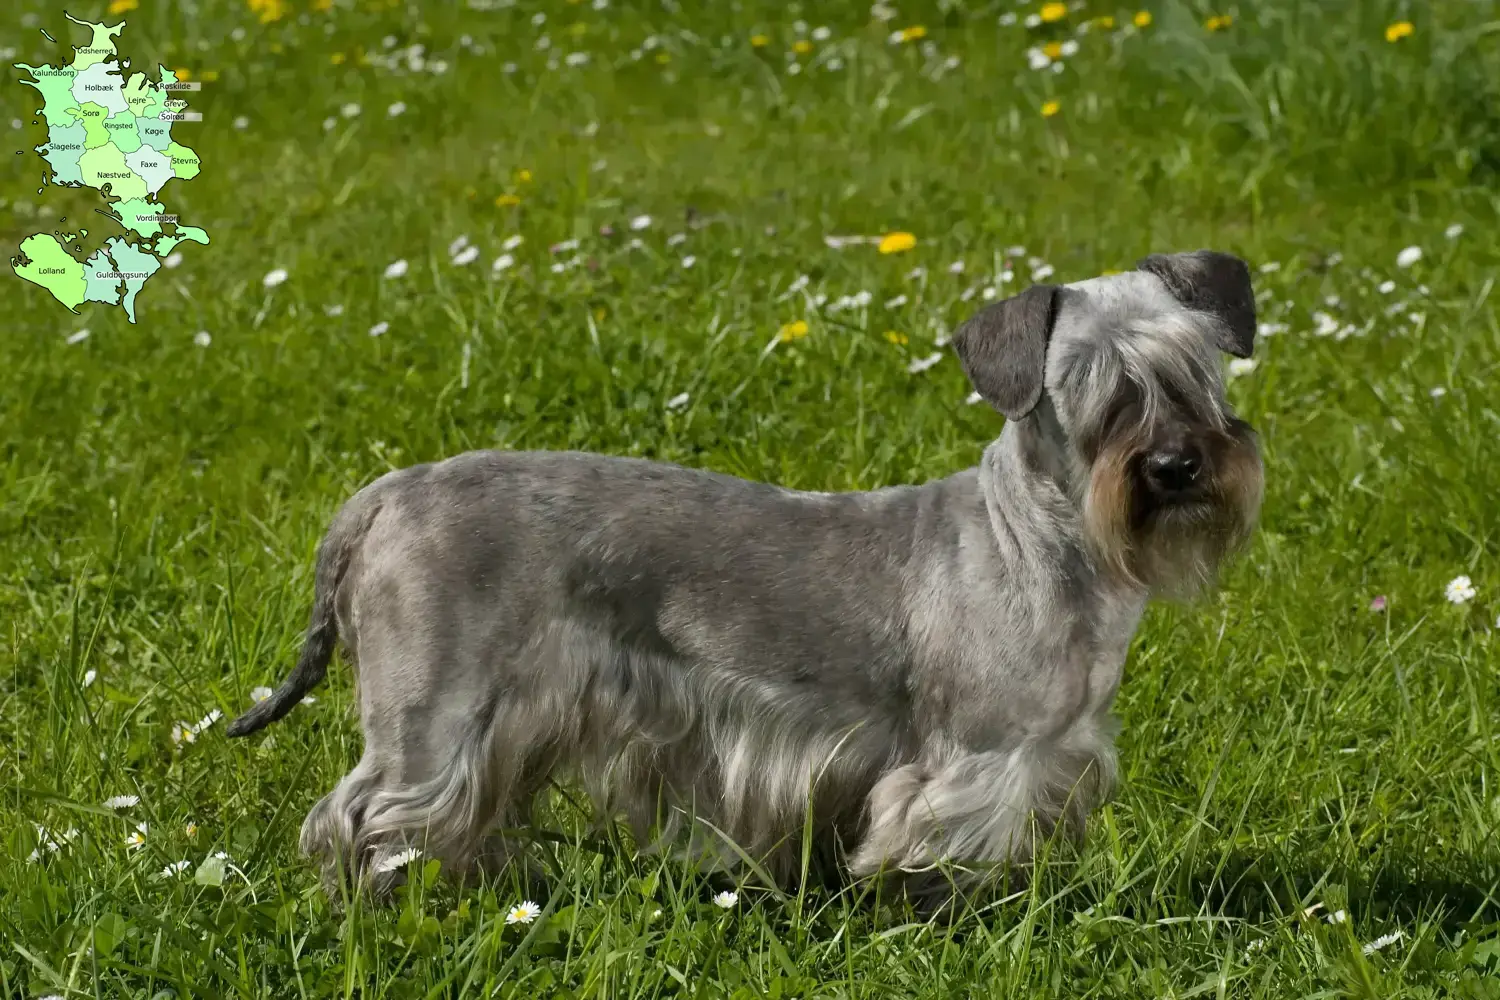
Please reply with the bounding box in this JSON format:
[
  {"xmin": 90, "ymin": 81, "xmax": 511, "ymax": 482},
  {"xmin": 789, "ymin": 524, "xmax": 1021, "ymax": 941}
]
[{"xmin": 228, "ymin": 250, "xmax": 1264, "ymax": 906}]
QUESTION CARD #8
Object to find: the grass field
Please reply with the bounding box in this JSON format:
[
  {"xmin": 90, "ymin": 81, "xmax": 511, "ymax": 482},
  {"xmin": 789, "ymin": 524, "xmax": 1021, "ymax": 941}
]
[{"xmin": 4, "ymin": 0, "xmax": 1500, "ymax": 996}]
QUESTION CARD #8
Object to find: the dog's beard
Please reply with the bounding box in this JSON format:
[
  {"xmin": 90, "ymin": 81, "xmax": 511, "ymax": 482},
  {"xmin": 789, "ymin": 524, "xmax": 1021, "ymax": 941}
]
[{"xmin": 1083, "ymin": 431, "xmax": 1263, "ymax": 598}]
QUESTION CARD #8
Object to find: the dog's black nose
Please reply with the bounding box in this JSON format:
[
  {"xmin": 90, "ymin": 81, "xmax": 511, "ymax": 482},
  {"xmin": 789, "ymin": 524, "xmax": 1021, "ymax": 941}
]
[{"xmin": 1143, "ymin": 447, "xmax": 1202, "ymax": 495}]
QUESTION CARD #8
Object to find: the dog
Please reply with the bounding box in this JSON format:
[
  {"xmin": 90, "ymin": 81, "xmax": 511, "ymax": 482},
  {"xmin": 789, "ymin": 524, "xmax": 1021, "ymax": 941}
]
[{"xmin": 227, "ymin": 250, "xmax": 1264, "ymax": 909}]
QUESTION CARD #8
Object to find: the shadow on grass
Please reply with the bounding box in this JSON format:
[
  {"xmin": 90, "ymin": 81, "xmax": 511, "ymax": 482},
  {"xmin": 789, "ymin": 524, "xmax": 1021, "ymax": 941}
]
[{"xmin": 1194, "ymin": 850, "xmax": 1500, "ymax": 931}]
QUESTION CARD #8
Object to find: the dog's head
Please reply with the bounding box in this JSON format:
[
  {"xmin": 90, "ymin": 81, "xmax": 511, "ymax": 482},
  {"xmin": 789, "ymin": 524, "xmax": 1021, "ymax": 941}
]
[{"xmin": 954, "ymin": 250, "xmax": 1264, "ymax": 597}]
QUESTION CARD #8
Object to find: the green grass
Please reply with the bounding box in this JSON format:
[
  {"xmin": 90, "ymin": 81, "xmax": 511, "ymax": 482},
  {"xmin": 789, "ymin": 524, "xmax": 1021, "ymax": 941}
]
[{"xmin": 4, "ymin": 0, "xmax": 1500, "ymax": 995}]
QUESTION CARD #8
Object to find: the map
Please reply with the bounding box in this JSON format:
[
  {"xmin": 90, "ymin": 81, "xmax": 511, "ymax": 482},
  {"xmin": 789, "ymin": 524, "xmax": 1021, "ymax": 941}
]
[{"xmin": 11, "ymin": 13, "xmax": 208, "ymax": 323}]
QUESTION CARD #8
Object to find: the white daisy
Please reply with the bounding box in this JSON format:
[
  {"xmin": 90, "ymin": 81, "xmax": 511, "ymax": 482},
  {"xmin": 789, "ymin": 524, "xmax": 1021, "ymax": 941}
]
[
  {"xmin": 374, "ymin": 846, "xmax": 423, "ymax": 873},
  {"xmin": 369, "ymin": 321, "xmax": 390, "ymax": 337},
  {"xmin": 251, "ymin": 686, "xmax": 274, "ymax": 703},
  {"xmin": 104, "ymin": 794, "xmax": 139, "ymax": 810},
  {"xmin": 341, "ymin": 102, "xmax": 361, "ymax": 118},
  {"xmin": 322, "ymin": 116, "xmax": 337, "ymax": 131},
  {"xmin": 506, "ymin": 899, "xmax": 542, "ymax": 924},
  {"xmin": 565, "ymin": 51, "xmax": 590, "ymax": 67},
  {"xmin": 387, "ymin": 101, "xmax": 407, "ymax": 117},
  {"xmin": 1000, "ymin": 12, "xmax": 1018, "ymax": 25},
  {"xmin": 1227, "ymin": 358, "xmax": 1258, "ymax": 377},
  {"xmin": 263, "ymin": 268, "xmax": 288, "ymax": 288},
  {"xmin": 83, "ymin": 669, "xmax": 97, "ymax": 687},
  {"xmin": 233, "ymin": 115, "xmax": 249, "ymax": 130},
  {"xmin": 681, "ymin": 255, "xmax": 697, "ymax": 269},
  {"xmin": 667, "ymin": 232, "xmax": 687, "ymax": 247},
  {"xmin": 1444, "ymin": 223, "xmax": 1463, "ymax": 240},
  {"xmin": 1378, "ymin": 280, "xmax": 1395, "ymax": 294},
  {"xmin": 1362, "ymin": 930, "xmax": 1404, "ymax": 955},
  {"xmin": 666, "ymin": 392, "xmax": 690, "ymax": 410},
  {"xmin": 1259, "ymin": 261, "xmax": 1282, "ymax": 273},
  {"xmin": 171, "ymin": 722, "xmax": 196, "ymax": 745},
  {"xmin": 1060, "ymin": 40, "xmax": 1080, "ymax": 56},
  {"xmin": 907, "ymin": 352, "xmax": 943, "ymax": 374},
  {"xmin": 966, "ymin": 390, "xmax": 984, "ymax": 405},
  {"xmin": 1024, "ymin": 13, "xmax": 1042, "ymax": 28},
  {"xmin": 629, "ymin": 214, "xmax": 653, "ymax": 231},
  {"xmin": 1031, "ymin": 263, "xmax": 1055, "ymax": 280},
  {"xmin": 948, "ymin": 260, "xmax": 965, "ymax": 275},
  {"xmin": 383, "ymin": 259, "xmax": 409, "ymax": 279},
  {"xmin": 492, "ymin": 254, "xmax": 515, "ymax": 273},
  {"xmin": 325, "ymin": 303, "xmax": 345, "ymax": 317},
  {"xmin": 452, "ymin": 246, "xmax": 480, "ymax": 266},
  {"xmin": 162, "ymin": 251, "xmax": 183, "ymax": 269},
  {"xmin": 193, "ymin": 331, "xmax": 211, "ymax": 347},
  {"xmin": 66, "ymin": 328, "xmax": 91, "ymax": 345},
  {"xmin": 502, "ymin": 234, "xmax": 524, "ymax": 251},
  {"xmin": 158, "ymin": 860, "xmax": 191, "ymax": 878},
  {"xmin": 1445, "ymin": 575, "xmax": 1476, "ymax": 604},
  {"xmin": 712, "ymin": 890, "xmax": 738, "ymax": 909},
  {"xmin": 885, "ymin": 294, "xmax": 908, "ymax": 308},
  {"xmin": 1327, "ymin": 909, "xmax": 1348, "ymax": 925},
  {"xmin": 1395, "ymin": 246, "xmax": 1422, "ymax": 269},
  {"xmin": 193, "ymin": 709, "xmax": 222, "ymax": 733},
  {"xmin": 1027, "ymin": 48, "xmax": 1051, "ymax": 70},
  {"xmin": 126, "ymin": 822, "xmax": 149, "ymax": 849},
  {"xmin": 812, "ymin": 26, "xmax": 831, "ymax": 40}
]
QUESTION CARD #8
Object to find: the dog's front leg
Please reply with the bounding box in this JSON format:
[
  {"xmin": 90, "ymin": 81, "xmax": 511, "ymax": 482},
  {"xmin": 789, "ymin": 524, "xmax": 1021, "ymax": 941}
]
[{"xmin": 848, "ymin": 742, "xmax": 1097, "ymax": 906}]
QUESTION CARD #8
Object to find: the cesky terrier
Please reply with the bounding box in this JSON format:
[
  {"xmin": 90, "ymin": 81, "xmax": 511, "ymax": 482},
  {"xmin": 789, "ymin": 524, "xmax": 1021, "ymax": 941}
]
[{"xmin": 228, "ymin": 249, "xmax": 1265, "ymax": 909}]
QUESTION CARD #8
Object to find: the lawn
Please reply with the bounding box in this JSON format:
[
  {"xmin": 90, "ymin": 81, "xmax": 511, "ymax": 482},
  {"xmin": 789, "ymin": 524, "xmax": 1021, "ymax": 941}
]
[{"xmin": 3, "ymin": 0, "xmax": 1499, "ymax": 996}]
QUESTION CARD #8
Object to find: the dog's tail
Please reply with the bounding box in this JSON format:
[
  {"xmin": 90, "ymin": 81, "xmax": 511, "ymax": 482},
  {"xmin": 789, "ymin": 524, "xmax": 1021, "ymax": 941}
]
[{"xmin": 226, "ymin": 492, "xmax": 380, "ymax": 739}]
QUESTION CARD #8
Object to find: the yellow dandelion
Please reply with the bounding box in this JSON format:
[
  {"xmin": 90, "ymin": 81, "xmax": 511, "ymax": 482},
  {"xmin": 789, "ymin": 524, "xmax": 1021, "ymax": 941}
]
[
  {"xmin": 495, "ymin": 193, "xmax": 522, "ymax": 208},
  {"xmin": 792, "ymin": 39, "xmax": 813, "ymax": 55},
  {"xmin": 313, "ymin": 0, "xmax": 334, "ymax": 10},
  {"xmin": 1133, "ymin": 11, "xmax": 1153, "ymax": 28},
  {"xmin": 171, "ymin": 67, "xmax": 192, "ymax": 82},
  {"xmin": 1095, "ymin": 15, "xmax": 1116, "ymax": 29},
  {"xmin": 107, "ymin": 0, "xmax": 139, "ymax": 13},
  {"xmin": 899, "ymin": 25, "xmax": 928, "ymax": 42},
  {"xmin": 330, "ymin": 51, "xmax": 346, "ymax": 64},
  {"xmin": 1041, "ymin": 100, "xmax": 1061, "ymax": 117},
  {"xmin": 1385, "ymin": 21, "xmax": 1414, "ymax": 43},
  {"xmin": 515, "ymin": 168, "xmax": 533, "ymax": 184},
  {"xmin": 778, "ymin": 320, "xmax": 810, "ymax": 343},
  {"xmin": 1040, "ymin": 2, "xmax": 1068, "ymax": 23},
  {"xmin": 1042, "ymin": 41, "xmax": 1064, "ymax": 60},
  {"xmin": 878, "ymin": 231, "xmax": 917, "ymax": 254},
  {"xmin": 751, "ymin": 34, "xmax": 770, "ymax": 48},
  {"xmin": 1205, "ymin": 14, "xmax": 1233, "ymax": 31},
  {"xmin": 883, "ymin": 330, "xmax": 909, "ymax": 346},
  {"xmin": 248, "ymin": 0, "xmax": 288, "ymax": 23}
]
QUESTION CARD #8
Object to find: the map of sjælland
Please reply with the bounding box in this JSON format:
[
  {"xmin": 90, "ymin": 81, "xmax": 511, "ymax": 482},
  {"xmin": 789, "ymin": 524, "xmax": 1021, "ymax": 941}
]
[{"xmin": 11, "ymin": 12, "xmax": 208, "ymax": 323}]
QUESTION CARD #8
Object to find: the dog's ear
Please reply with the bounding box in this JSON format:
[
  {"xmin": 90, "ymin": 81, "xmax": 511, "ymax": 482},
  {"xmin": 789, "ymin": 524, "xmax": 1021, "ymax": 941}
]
[
  {"xmin": 952, "ymin": 283, "xmax": 1060, "ymax": 421},
  {"xmin": 1136, "ymin": 250, "xmax": 1257, "ymax": 358}
]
